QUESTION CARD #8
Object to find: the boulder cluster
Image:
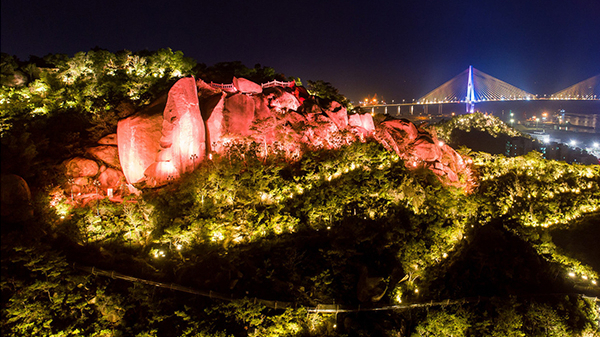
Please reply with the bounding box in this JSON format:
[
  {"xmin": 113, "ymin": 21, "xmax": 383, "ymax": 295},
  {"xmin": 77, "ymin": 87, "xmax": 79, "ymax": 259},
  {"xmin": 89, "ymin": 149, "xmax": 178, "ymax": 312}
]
[{"xmin": 61, "ymin": 76, "xmax": 471, "ymax": 199}]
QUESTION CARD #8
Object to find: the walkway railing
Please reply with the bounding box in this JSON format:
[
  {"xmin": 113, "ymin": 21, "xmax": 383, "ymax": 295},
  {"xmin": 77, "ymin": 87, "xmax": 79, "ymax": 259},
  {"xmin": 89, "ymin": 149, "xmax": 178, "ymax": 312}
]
[
  {"xmin": 209, "ymin": 80, "xmax": 296, "ymax": 92},
  {"xmin": 261, "ymin": 80, "xmax": 295, "ymax": 89},
  {"xmin": 74, "ymin": 263, "xmax": 599, "ymax": 314},
  {"xmin": 209, "ymin": 82, "xmax": 237, "ymax": 92}
]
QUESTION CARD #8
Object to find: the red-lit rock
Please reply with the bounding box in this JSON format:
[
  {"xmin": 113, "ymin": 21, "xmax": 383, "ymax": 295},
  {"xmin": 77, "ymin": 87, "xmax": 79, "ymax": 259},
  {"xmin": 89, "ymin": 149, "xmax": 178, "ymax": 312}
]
[
  {"xmin": 97, "ymin": 133, "xmax": 118, "ymax": 145},
  {"xmin": 381, "ymin": 119, "xmax": 418, "ymax": 140},
  {"xmin": 140, "ymin": 161, "xmax": 179, "ymax": 188},
  {"xmin": 348, "ymin": 113, "xmax": 376, "ymax": 135},
  {"xmin": 253, "ymin": 94, "xmax": 272, "ymax": 121},
  {"xmin": 98, "ymin": 168, "xmax": 126, "ymax": 192},
  {"xmin": 86, "ymin": 145, "xmax": 121, "ymax": 169},
  {"xmin": 196, "ymin": 78, "xmax": 223, "ymax": 97},
  {"xmin": 64, "ymin": 157, "xmax": 99, "ymax": 177},
  {"xmin": 266, "ymin": 87, "xmax": 302, "ymax": 113},
  {"xmin": 203, "ymin": 92, "xmax": 227, "ymax": 153},
  {"xmin": 117, "ymin": 112, "xmax": 163, "ymax": 185},
  {"xmin": 323, "ymin": 101, "xmax": 348, "ymax": 130},
  {"xmin": 118, "ymin": 77, "xmax": 206, "ymax": 188},
  {"xmin": 410, "ymin": 136, "xmax": 442, "ymax": 162},
  {"xmin": 233, "ymin": 77, "xmax": 262, "ymax": 94},
  {"xmin": 222, "ymin": 93, "xmax": 256, "ymax": 136},
  {"xmin": 360, "ymin": 113, "xmax": 375, "ymax": 133},
  {"xmin": 161, "ymin": 77, "xmax": 206, "ymax": 174}
]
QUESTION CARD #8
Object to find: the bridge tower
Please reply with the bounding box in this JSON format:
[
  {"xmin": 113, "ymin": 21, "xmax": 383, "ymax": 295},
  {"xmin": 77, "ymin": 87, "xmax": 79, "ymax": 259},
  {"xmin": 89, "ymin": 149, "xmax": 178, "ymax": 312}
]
[{"xmin": 466, "ymin": 65, "xmax": 475, "ymax": 113}]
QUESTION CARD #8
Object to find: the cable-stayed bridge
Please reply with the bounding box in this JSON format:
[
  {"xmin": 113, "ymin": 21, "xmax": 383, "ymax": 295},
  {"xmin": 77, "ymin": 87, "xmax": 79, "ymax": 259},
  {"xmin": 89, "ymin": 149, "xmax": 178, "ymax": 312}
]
[{"xmin": 363, "ymin": 66, "xmax": 599, "ymax": 114}]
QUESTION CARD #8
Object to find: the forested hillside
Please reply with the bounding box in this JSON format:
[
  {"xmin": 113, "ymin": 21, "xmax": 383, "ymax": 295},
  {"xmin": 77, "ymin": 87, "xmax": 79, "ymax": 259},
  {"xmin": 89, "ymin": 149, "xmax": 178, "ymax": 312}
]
[{"xmin": 1, "ymin": 49, "xmax": 599, "ymax": 336}]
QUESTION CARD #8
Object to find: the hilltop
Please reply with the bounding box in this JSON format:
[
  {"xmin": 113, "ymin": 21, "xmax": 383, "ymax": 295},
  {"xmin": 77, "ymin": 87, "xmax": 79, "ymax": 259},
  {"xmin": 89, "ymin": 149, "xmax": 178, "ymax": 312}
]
[{"xmin": 1, "ymin": 49, "xmax": 599, "ymax": 336}]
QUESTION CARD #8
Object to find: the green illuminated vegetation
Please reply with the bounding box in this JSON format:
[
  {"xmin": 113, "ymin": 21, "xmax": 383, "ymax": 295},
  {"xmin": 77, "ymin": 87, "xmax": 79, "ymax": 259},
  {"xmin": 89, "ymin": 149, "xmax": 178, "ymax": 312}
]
[{"xmin": 2, "ymin": 49, "xmax": 600, "ymax": 336}]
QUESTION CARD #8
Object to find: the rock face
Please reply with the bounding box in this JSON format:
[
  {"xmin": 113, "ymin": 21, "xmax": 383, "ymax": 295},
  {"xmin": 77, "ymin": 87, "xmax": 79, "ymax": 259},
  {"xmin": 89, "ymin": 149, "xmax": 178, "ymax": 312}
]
[
  {"xmin": 1, "ymin": 174, "xmax": 33, "ymax": 223},
  {"xmin": 222, "ymin": 93, "xmax": 257, "ymax": 136},
  {"xmin": 118, "ymin": 77, "xmax": 205, "ymax": 188},
  {"xmin": 233, "ymin": 77, "xmax": 262, "ymax": 94},
  {"xmin": 97, "ymin": 133, "xmax": 118, "ymax": 145},
  {"xmin": 156, "ymin": 76, "xmax": 205, "ymax": 177},
  {"xmin": 117, "ymin": 112, "xmax": 164, "ymax": 185},
  {"xmin": 64, "ymin": 157, "xmax": 100, "ymax": 177},
  {"xmin": 86, "ymin": 145, "xmax": 121, "ymax": 169},
  {"xmin": 112, "ymin": 76, "xmax": 471, "ymax": 189}
]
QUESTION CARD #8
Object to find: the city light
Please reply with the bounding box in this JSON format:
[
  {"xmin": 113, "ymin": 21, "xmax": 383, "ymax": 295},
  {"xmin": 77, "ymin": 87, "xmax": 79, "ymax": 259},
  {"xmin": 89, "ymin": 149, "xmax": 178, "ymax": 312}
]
[{"xmin": 569, "ymin": 140, "xmax": 577, "ymax": 147}]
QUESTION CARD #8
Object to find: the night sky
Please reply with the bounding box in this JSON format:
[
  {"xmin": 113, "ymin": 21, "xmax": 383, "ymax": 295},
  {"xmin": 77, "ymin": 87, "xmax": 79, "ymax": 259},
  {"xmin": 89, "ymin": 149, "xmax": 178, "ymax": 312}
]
[{"xmin": 2, "ymin": 0, "xmax": 599, "ymax": 102}]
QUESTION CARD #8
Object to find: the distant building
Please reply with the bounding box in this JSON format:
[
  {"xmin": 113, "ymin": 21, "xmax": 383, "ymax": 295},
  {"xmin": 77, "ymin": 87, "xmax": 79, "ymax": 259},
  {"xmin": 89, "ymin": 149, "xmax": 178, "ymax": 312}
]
[{"xmin": 553, "ymin": 111, "xmax": 598, "ymax": 133}]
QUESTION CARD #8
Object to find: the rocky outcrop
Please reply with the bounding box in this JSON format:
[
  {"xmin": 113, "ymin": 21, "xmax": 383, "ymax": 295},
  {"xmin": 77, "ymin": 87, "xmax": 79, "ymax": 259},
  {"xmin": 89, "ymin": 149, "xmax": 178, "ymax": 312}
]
[
  {"xmin": 233, "ymin": 77, "xmax": 262, "ymax": 94},
  {"xmin": 222, "ymin": 93, "xmax": 257, "ymax": 136},
  {"xmin": 117, "ymin": 77, "xmax": 205, "ymax": 188},
  {"xmin": 156, "ymin": 77, "xmax": 205, "ymax": 177},
  {"xmin": 117, "ymin": 113, "xmax": 164, "ymax": 185},
  {"xmin": 1, "ymin": 174, "xmax": 33, "ymax": 223},
  {"xmin": 86, "ymin": 145, "xmax": 121, "ymax": 169},
  {"xmin": 112, "ymin": 76, "xmax": 471, "ymax": 189},
  {"xmin": 97, "ymin": 133, "xmax": 118, "ymax": 145},
  {"xmin": 64, "ymin": 157, "xmax": 100, "ymax": 177}
]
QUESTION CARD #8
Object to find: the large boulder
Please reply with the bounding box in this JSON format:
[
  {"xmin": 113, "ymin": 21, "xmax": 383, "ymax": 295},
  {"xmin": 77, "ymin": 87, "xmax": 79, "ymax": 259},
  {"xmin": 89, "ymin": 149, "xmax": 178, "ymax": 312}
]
[
  {"xmin": 410, "ymin": 136, "xmax": 442, "ymax": 162},
  {"xmin": 158, "ymin": 76, "xmax": 206, "ymax": 176},
  {"xmin": 118, "ymin": 77, "xmax": 205, "ymax": 188},
  {"xmin": 202, "ymin": 92, "xmax": 227, "ymax": 153},
  {"xmin": 1, "ymin": 174, "xmax": 33, "ymax": 223},
  {"xmin": 349, "ymin": 113, "xmax": 375, "ymax": 134},
  {"xmin": 196, "ymin": 78, "xmax": 224, "ymax": 97},
  {"xmin": 233, "ymin": 77, "xmax": 262, "ymax": 94},
  {"xmin": 266, "ymin": 87, "xmax": 302, "ymax": 112},
  {"xmin": 98, "ymin": 168, "xmax": 126, "ymax": 192},
  {"xmin": 86, "ymin": 145, "xmax": 121, "ymax": 169},
  {"xmin": 64, "ymin": 157, "xmax": 99, "ymax": 177},
  {"xmin": 97, "ymin": 133, "xmax": 118, "ymax": 145},
  {"xmin": 222, "ymin": 93, "xmax": 256, "ymax": 136},
  {"xmin": 117, "ymin": 112, "xmax": 163, "ymax": 185},
  {"xmin": 323, "ymin": 101, "xmax": 348, "ymax": 130}
]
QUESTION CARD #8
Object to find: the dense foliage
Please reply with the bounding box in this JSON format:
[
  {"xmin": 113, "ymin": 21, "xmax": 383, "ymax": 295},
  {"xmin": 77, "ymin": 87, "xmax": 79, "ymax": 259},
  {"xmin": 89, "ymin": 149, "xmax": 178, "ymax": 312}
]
[
  {"xmin": 434, "ymin": 112, "xmax": 525, "ymax": 142},
  {"xmin": 2, "ymin": 49, "xmax": 599, "ymax": 336}
]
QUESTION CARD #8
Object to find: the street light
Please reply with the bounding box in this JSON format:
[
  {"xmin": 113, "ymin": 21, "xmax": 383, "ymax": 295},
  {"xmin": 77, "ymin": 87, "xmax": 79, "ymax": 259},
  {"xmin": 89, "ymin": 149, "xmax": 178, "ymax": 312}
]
[
  {"xmin": 190, "ymin": 153, "xmax": 198, "ymax": 168},
  {"xmin": 67, "ymin": 178, "xmax": 74, "ymax": 201},
  {"xmin": 93, "ymin": 180, "xmax": 101, "ymax": 216}
]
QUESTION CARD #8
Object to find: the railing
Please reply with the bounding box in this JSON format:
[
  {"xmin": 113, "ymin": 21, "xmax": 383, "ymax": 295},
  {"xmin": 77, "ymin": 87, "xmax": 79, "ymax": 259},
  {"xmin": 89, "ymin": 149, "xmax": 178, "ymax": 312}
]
[
  {"xmin": 261, "ymin": 80, "xmax": 296, "ymax": 89},
  {"xmin": 209, "ymin": 82, "xmax": 238, "ymax": 92},
  {"xmin": 75, "ymin": 263, "xmax": 599, "ymax": 314},
  {"xmin": 209, "ymin": 80, "xmax": 296, "ymax": 92}
]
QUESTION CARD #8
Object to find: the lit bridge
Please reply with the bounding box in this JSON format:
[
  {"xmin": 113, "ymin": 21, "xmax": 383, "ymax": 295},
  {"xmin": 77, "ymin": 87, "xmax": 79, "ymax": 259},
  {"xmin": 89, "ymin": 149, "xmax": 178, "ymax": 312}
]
[{"xmin": 363, "ymin": 66, "xmax": 599, "ymax": 114}]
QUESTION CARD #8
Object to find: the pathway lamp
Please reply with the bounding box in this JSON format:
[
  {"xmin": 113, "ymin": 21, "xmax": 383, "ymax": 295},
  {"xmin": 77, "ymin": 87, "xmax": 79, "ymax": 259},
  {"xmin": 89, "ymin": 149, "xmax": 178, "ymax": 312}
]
[
  {"xmin": 67, "ymin": 178, "xmax": 74, "ymax": 201},
  {"xmin": 93, "ymin": 179, "xmax": 101, "ymax": 216},
  {"xmin": 190, "ymin": 153, "xmax": 198, "ymax": 168}
]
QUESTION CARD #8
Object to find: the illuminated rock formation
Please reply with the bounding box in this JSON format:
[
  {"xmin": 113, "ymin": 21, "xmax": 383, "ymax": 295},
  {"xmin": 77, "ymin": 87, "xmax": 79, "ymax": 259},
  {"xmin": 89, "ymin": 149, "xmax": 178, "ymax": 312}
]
[
  {"xmin": 155, "ymin": 76, "xmax": 206, "ymax": 177},
  {"xmin": 64, "ymin": 157, "xmax": 100, "ymax": 177},
  {"xmin": 117, "ymin": 112, "xmax": 164, "ymax": 186},
  {"xmin": 323, "ymin": 101, "xmax": 349, "ymax": 130},
  {"xmin": 98, "ymin": 168, "xmax": 126, "ymax": 192},
  {"xmin": 233, "ymin": 77, "xmax": 262, "ymax": 94},
  {"xmin": 374, "ymin": 119, "xmax": 469, "ymax": 184},
  {"xmin": 97, "ymin": 133, "xmax": 118, "ymax": 145},
  {"xmin": 86, "ymin": 145, "xmax": 121, "ymax": 170},
  {"xmin": 118, "ymin": 77, "xmax": 205, "ymax": 188},
  {"xmin": 113, "ymin": 76, "xmax": 470, "ymax": 188},
  {"xmin": 266, "ymin": 87, "xmax": 301, "ymax": 113},
  {"xmin": 1, "ymin": 174, "xmax": 33, "ymax": 223}
]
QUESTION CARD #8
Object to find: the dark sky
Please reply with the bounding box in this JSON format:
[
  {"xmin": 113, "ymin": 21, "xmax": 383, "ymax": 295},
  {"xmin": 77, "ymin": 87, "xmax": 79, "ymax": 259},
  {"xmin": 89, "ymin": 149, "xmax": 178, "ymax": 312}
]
[{"xmin": 2, "ymin": 0, "xmax": 599, "ymax": 102}]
